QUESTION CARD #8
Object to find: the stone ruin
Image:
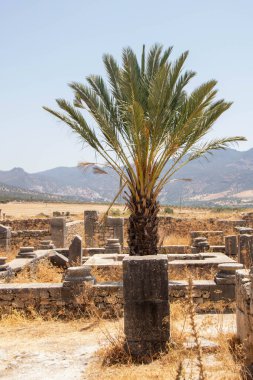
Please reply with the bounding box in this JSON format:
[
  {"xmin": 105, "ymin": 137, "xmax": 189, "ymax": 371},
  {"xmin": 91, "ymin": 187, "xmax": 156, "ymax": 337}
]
[{"xmin": 1, "ymin": 210, "xmax": 253, "ymax": 360}]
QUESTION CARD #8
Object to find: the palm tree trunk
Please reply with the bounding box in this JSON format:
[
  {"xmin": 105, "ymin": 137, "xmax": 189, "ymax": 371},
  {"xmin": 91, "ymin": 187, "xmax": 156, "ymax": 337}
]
[{"xmin": 128, "ymin": 197, "xmax": 159, "ymax": 256}]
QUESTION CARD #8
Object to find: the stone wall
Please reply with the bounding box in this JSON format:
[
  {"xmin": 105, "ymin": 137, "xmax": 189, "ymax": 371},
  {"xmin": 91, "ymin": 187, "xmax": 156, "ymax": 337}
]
[
  {"xmin": 0, "ymin": 219, "xmax": 50, "ymax": 231},
  {"xmin": 50, "ymin": 218, "xmax": 84, "ymax": 248},
  {"xmin": 84, "ymin": 211, "xmax": 124, "ymax": 247},
  {"xmin": 236, "ymin": 269, "xmax": 253, "ymax": 367},
  {"xmin": 157, "ymin": 217, "xmax": 253, "ymax": 240},
  {"xmin": 45, "ymin": 210, "xmax": 253, "ymax": 249},
  {"xmin": 11, "ymin": 230, "xmax": 50, "ymax": 249},
  {"xmin": 0, "ymin": 278, "xmax": 236, "ymax": 317}
]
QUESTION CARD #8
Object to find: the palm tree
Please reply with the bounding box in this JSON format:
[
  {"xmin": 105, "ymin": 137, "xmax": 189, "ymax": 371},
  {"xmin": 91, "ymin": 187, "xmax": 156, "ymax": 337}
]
[{"xmin": 44, "ymin": 44, "xmax": 246, "ymax": 256}]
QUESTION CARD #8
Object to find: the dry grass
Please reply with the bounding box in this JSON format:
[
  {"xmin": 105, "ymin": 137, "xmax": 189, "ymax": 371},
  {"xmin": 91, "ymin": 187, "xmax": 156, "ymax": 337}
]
[
  {"xmin": 12, "ymin": 259, "xmax": 64, "ymax": 283},
  {"xmin": 91, "ymin": 265, "xmax": 216, "ymax": 283},
  {"xmin": 162, "ymin": 233, "xmax": 190, "ymax": 246},
  {"xmin": 169, "ymin": 266, "xmax": 217, "ymax": 280},
  {"xmin": 0, "ymin": 248, "xmax": 18, "ymax": 262},
  {"xmin": 87, "ymin": 288, "xmax": 247, "ymax": 380},
  {"xmin": 1, "ymin": 201, "xmax": 250, "ymax": 220},
  {"xmin": 91, "ymin": 266, "xmax": 123, "ymax": 283}
]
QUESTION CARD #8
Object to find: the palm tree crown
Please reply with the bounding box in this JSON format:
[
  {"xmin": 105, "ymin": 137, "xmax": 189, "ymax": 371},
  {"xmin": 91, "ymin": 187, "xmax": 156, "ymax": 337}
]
[{"xmin": 44, "ymin": 44, "xmax": 246, "ymax": 255}]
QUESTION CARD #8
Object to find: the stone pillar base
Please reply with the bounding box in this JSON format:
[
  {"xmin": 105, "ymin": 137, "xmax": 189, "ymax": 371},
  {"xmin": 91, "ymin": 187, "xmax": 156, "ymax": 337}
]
[{"xmin": 123, "ymin": 255, "xmax": 169, "ymax": 358}]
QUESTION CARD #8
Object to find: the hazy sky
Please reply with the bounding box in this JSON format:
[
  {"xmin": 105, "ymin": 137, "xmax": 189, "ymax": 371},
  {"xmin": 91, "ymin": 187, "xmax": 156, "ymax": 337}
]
[{"xmin": 1, "ymin": 0, "xmax": 253, "ymax": 172}]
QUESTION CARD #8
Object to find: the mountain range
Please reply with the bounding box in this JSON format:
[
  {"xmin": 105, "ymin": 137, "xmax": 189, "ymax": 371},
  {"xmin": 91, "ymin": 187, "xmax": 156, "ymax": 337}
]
[{"xmin": 1, "ymin": 148, "xmax": 253, "ymax": 206}]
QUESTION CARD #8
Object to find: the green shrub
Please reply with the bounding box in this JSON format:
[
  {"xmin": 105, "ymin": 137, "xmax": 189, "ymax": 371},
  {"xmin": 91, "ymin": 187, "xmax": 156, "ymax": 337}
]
[
  {"xmin": 110, "ymin": 208, "xmax": 121, "ymax": 217},
  {"xmin": 164, "ymin": 207, "xmax": 174, "ymax": 214}
]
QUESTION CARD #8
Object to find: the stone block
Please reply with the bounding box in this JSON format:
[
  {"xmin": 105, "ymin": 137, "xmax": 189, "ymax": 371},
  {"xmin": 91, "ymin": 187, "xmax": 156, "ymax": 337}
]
[
  {"xmin": 225, "ymin": 235, "xmax": 237, "ymax": 256},
  {"xmin": 106, "ymin": 217, "xmax": 124, "ymax": 245},
  {"xmin": 64, "ymin": 266, "xmax": 95, "ymax": 284},
  {"xmin": 238, "ymin": 234, "xmax": 253, "ymax": 268},
  {"xmin": 50, "ymin": 217, "xmax": 66, "ymax": 248},
  {"xmin": 0, "ymin": 224, "xmax": 11, "ymax": 251},
  {"xmin": 123, "ymin": 255, "xmax": 169, "ymax": 357},
  {"xmin": 48, "ymin": 251, "xmax": 69, "ymax": 269},
  {"xmin": 84, "ymin": 211, "xmax": 99, "ymax": 247},
  {"xmin": 69, "ymin": 235, "xmax": 82, "ymax": 266},
  {"xmin": 105, "ymin": 238, "xmax": 121, "ymax": 254}
]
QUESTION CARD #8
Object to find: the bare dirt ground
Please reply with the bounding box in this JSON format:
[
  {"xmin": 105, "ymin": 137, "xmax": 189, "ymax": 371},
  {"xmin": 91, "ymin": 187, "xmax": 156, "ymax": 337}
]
[
  {"xmin": 0, "ymin": 319, "xmax": 105, "ymax": 380},
  {"xmin": 0, "ymin": 201, "xmax": 250, "ymax": 219},
  {"xmin": 0, "ymin": 313, "xmax": 237, "ymax": 380}
]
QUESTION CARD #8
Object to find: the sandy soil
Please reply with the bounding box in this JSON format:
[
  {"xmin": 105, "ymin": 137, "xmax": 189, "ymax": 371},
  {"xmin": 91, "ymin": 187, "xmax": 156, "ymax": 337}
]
[{"xmin": 0, "ymin": 319, "xmax": 106, "ymax": 380}]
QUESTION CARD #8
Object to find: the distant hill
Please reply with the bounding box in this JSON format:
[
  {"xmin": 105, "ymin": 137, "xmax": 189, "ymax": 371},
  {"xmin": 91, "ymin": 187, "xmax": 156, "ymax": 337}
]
[
  {"xmin": 1, "ymin": 148, "xmax": 253, "ymax": 206},
  {"xmin": 0, "ymin": 182, "xmax": 68, "ymax": 202}
]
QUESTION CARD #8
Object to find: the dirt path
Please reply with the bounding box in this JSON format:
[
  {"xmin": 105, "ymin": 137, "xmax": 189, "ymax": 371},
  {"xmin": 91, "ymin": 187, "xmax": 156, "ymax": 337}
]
[{"xmin": 0, "ymin": 320, "xmax": 109, "ymax": 380}]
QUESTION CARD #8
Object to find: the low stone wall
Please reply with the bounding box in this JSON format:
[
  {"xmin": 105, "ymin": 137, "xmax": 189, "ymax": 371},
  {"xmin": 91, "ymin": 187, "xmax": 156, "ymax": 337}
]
[
  {"xmin": 0, "ymin": 278, "xmax": 236, "ymax": 317},
  {"xmin": 160, "ymin": 245, "xmax": 192, "ymax": 254},
  {"xmin": 84, "ymin": 211, "xmax": 124, "ymax": 247},
  {"xmin": 84, "ymin": 211, "xmax": 253, "ymax": 248},
  {"xmin": 124, "ymin": 216, "xmax": 253, "ymax": 241},
  {"xmin": 11, "ymin": 230, "xmax": 50, "ymax": 249},
  {"xmin": 0, "ymin": 282, "xmax": 123, "ymax": 317},
  {"xmin": 0, "ymin": 219, "xmax": 50, "ymax": 231}
]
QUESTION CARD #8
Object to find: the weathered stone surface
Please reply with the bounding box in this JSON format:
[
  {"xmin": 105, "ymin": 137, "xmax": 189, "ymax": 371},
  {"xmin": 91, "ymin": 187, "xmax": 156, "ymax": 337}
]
[
  {"xmin": 0, "ymin": 224, "xmax": 11, "ymax": 238},
  {"xmin": 215, "ymin": 263, "xmax": 243, "ymax": 286},
  {"xmin": 218, "ymin": 263, "xmax": 244, "ymax": 272},
  {"xmin": 69, "ymin": 235, "xmax": 82, "ymax": 266},
  {"xmin": 235, "ymin": 269, "xmax": 253, "ymax": 366},
  {"xmin": 123, "ymin": 255, "xmax": 169, "ymax": 357},
  {"xmin": 235, "ymin": 226, "xmax": 253, "ymax": 234},
  {"xmin": 105, "ymin": 238, "xmax": 121, "ymax": 254},
  {"xmin": 48, "ymin": 251, "xmax": 69, "ymax": 268},
  {"xmin": 0, "ymin": 224, "xmax": 11, "ymax": 250},
  {"xmin": 19, "ymin": 247, "xmax": 35, "ymax": 253},
  {"xmin": 64, "ymin": 266, "xmax": 95, "ymax": 284},
  {"xmin": 50, "ymin": 217, "xmax": 66, "ymax": 248},
  {"xmin": 83, "ymin": 247, "xmax": 105, "ymax": 256},
  {"xmin": 84, "ymin": 211, "xmax": 99, "ymax": 247},
  {"xmin": 106, "ymin": 217, "xmax": 124, "ymax": 245},
  {"xmin": 238, "ymin": 234, "xmax": 253, "ymax": 268},
  {"xmin": 225, "ymin": 235, "xmax": 238, "ymax": 256},
  {"xmin": 0, "ymin": 257, "xmax": 7, "ymax": 265},
  {"xmin": 190, "ymin": 231, "xmax": 224, "ymax": 245}
]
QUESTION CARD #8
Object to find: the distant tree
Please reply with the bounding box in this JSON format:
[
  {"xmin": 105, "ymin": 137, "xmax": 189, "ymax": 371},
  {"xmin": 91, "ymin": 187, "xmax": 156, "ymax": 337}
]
[{"xmin": 44, "ymin": 44, "xmax": 246, "ymax": 255}]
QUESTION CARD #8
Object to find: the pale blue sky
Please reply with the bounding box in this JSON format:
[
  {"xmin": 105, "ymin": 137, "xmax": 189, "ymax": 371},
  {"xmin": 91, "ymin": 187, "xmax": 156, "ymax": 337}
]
[{"xmin": 1, "ymin": 0, "xmax": 252, "ymax": 172}]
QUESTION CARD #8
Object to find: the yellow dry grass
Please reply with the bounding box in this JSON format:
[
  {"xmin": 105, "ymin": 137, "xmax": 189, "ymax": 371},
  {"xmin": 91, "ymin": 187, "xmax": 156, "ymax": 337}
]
[
  {"xmin": 169, "ymin": 266, "xmax": 217, "ymax": 281},
  {"xmin": 91, "ymin": 266, "xmax": 123, "ymax": 283},
  {"xmin": 1, "ymin": 201, "xmax": 250, "ymax": 220},
  {"xmin": 87, "ymin": 300, "xmax": 246, "ymax": 380},
  {"xmin": 162, "ymin": 233, "xmax": 190, "ymax": 245},
  {"xmin": 12, "ymin": 259, "xmax": 64, "ymax": 283},
  {"xmin": 0, "ymin": 201, "xmax": 125, "ymax": 219},
  {"xmin": 0, "ymin": 248, "xmax": 17, "ymax": 263}
]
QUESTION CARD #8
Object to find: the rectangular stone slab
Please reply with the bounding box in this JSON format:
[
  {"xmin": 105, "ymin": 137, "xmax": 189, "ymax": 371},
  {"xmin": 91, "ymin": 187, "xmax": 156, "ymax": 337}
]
[
  {"xmin": 123, "ymin": 255, "xmax": 169, "ymax": 301},
  {"xmin": 123, "ymin": 255, "xmax": 170, "ymax": 357}
]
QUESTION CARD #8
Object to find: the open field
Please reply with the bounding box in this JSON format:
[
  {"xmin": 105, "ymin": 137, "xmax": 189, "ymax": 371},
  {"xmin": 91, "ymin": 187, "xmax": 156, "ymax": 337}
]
[
  {"xmin": 0, "ymin": 201, "xmax": 252, "ymax": 219},
  {"xmin": 0, "ymin": 202, "xmax": 126, "ymax": 218}
]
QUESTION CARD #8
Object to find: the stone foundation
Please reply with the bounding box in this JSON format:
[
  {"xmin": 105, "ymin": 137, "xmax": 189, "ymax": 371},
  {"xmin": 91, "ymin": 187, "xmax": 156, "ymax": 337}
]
[
  {"xmin": 236, "ymin": 269, "xmax": 253, "ymax": 366},
  {"xmin": 0, "ymin": 276, "xmax": 237, "ymax": 317}
]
